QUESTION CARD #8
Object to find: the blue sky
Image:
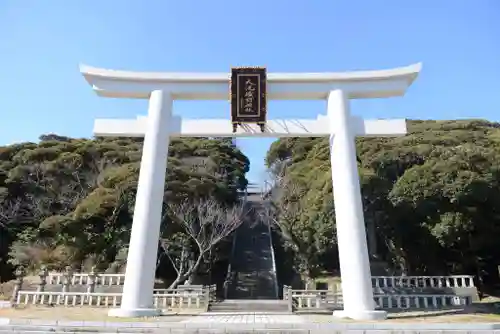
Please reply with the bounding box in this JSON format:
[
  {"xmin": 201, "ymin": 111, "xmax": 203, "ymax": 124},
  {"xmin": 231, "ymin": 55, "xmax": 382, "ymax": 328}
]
[{"xmin": 1, "ymin": 1, "xmax": 499, "ymax": 185}]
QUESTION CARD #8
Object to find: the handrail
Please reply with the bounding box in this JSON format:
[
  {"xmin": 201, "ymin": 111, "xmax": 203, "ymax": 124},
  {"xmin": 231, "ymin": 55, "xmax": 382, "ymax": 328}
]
[
  {"xmin": 223, "ymin": 200, "xmax": 240, "ymax": 299},
  {"xmin": 263, "ymin": 194, "xmax": 279, "ymax": 299},
  {"xmin": 283, "ymin": 287, "xmax": 471, "ymax": 311},
  {"xmin": 16, "ymin": 288, "xmax": 212, "ymax": 308}
]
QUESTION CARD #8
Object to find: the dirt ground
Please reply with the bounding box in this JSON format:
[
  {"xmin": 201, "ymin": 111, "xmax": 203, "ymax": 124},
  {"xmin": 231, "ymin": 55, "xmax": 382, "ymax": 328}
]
[
  {"xmin": 306, "ymin": 310, "xmax": 500, "ymax": 323},
  {"xmin": 2, "ymin": 306, "xmax": 500, "ymax": 323},
  {"xmin": 0, "ymin": 305, "xmax": 203, "ymax": 322},
  {"xmin": 309, "ymin": 299, "xmax": 500, "ymax": 323}
]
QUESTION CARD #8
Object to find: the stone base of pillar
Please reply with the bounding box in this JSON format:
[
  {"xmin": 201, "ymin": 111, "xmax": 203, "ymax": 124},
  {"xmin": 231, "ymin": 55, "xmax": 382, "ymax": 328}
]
[
  {"xmin": 108, "ymin": 308, "xmax": 161, "ymax": 318},
  {"xmin": 332, "ymin": 309, "xmax": 387, "ymax": 320}
]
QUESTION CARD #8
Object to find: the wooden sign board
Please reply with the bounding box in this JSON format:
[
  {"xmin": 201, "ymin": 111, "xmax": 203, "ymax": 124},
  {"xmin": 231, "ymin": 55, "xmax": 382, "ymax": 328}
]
[{"xmin": 230, "ymin": 67, "xmax": 267, "ymax": 132}]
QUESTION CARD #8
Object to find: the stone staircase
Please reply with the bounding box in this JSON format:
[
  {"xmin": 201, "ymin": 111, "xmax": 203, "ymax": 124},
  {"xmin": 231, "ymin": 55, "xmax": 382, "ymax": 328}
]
[
  {"xmin": 224, "ymin": 193, "xmax": 278, "ymax": 300},
  {"xmin": 211, "ymin": 192, "xmax": 281, "ymax": 312}
]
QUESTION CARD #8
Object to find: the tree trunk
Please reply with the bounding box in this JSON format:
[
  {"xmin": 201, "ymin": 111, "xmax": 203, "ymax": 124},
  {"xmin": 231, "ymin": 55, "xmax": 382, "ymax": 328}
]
[
  {"xmin": 301, "ymin": 263, "xmax": 314, "ymax": 289},
  {"xmin": 168, "ymin": 250, "xmax": 205, "ymax": 289}
]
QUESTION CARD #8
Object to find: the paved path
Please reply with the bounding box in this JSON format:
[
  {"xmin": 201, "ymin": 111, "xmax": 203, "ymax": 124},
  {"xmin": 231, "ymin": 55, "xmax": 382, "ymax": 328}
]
[
  {"xmin": 182, "ymin": 312, "xmax": 306, "ymax": 324},
  {"xmin": 2, "ymin": 316, "xmax": 500, "ymax": 333}
]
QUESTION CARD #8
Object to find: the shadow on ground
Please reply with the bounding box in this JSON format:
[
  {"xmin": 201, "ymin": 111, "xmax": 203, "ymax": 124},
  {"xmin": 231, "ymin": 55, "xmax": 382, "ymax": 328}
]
[{"xmin": 384, "ymin": 301, "xmax": 500, "ymax": 319}]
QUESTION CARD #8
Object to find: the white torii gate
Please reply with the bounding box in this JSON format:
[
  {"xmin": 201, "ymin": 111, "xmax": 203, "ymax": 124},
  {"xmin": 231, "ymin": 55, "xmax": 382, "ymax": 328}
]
[{"xmin": 80, "ymin": 63, "xmax": 421, "ymax": 320}]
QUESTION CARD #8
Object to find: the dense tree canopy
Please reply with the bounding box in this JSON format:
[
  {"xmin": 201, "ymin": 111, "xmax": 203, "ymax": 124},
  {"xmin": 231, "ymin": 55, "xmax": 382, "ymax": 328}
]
[
  {"xmin": 0, "ymin": 135, "xmax": 249, "ymax": 285},
  {"xmin": 266, "ymin": 120, "xmax": 500, "ymax": 285},
  {"xmin": 2, "ymin": 119, "xmax": 500, "ymax": 291}
]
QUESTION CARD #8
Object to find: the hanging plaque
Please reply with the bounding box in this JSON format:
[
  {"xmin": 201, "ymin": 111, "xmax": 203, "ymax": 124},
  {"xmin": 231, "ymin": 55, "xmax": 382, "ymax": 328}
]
[{"xmin": 230, "ymin": 67, "xmax": 267, "ymax": 133}]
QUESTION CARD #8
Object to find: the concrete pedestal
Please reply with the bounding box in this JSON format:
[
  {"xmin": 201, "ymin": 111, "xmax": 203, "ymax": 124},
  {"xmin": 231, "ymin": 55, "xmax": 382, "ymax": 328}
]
[
  {"xmin": 332, "ymin": 310, "xmax": 388, "ymax": 320},
  {"xmin": 108, "ymin": 308, "xmax": 161, "ymax": 318}
]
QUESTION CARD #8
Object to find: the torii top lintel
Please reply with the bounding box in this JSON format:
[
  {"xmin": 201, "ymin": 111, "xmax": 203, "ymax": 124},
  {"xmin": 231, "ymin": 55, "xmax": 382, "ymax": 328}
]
[{"xmin": 79, "ymin": 63, "xmax": 421, "ymax": 100}]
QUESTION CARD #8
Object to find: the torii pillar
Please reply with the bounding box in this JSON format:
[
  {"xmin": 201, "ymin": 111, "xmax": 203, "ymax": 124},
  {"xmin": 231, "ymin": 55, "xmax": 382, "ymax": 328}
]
[{"xmin": 80, "ymin": 63, "xmax": 421, "ymax": 320}]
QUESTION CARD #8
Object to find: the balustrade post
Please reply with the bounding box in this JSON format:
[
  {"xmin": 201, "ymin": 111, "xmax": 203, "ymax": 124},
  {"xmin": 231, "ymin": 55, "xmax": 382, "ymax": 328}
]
[
  {"xmin": 287, "ymin": 288, "xmax": 293, "ymax": 312},
  {"xmin": 223, "ymin": 276, "xmax": 230, "ymax": 300},
  {"xmin": 445, "ymin": 277, "xmax": 451, "ymax": 287},
  {"xmin": 87, "ymin": 266, "xmax": 97, "ymax": 294},
  {"xmin": 203, "ymin": 288, "xmax": 210, "ymax": 309},
  {"xmin": 402, "ymin": 277, "xmax": 408, "ymax": 287},
  {"xmin": 61, "ymin": 266, "xmax": 73, "ymax": 306},
  {"xmin": 437, "ymin": 277, "xmax": 443, "ymax": 287},
  {"xmin": 62, "ymin": 266, "xmax": 73, "ymax": 293},
  {"xmin": 37, "ymin": 266, "xmax": 48, "ymax": 303},
  {"xmin": 38, "ymin": 266, "xmax": 48, "ymax": 293},
  {"xmin": 423, "ymin": 276, "xmax": 429, "ymax": 288},
  {"xmin": 11, "ymin": 266, "xmax": 25, "ymax": 304}
]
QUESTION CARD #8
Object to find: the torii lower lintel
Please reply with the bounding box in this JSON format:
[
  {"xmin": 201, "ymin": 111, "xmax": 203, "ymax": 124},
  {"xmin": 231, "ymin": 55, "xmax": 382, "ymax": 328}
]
[{"xmin": 93, "ymin": 117, "xmax": 407, "ymax": 138}]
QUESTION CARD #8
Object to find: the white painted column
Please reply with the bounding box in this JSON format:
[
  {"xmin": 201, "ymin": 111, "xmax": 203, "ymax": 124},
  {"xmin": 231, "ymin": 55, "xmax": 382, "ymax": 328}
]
[
  {"xmin": 108, "ymin": 90, "xmax": 172, "ymax": 317},
  {"xmin": 328, "ymin": 90, "xmax": 387, "ymax": 320}
]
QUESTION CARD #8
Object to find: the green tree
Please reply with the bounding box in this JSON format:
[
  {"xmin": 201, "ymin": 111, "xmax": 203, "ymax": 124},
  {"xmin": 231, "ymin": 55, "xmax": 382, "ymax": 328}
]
[
  {"xmin": 0, "ymin": 135, "xmax": 249, "ymax": 284},
  {"xmin": 265, "ymin": 119, "xmax": 500, "ymax": 285}
]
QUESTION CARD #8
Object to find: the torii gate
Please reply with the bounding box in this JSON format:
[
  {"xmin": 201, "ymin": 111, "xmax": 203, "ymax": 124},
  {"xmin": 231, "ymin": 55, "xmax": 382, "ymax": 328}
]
[{"xmin": 80, "ymin": 63, "xmax": 421, "ymax": 320}]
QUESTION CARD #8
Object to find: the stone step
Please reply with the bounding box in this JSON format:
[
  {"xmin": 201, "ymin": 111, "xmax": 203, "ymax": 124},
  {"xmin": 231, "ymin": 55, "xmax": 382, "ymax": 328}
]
[
  {"xmin": 209, "ymin": 299, "xmax": 289, "ymax": 313},
  {"xmin": 226, "ymin": 200, "xmax": 279, "ymax": 300},
  {"xmin": 228, "ymin": 218, "xmax": 276, "ymax": 299},
  {"xmin": 209, "ymin": 305, "xmax": 288, "ymax": 312}
]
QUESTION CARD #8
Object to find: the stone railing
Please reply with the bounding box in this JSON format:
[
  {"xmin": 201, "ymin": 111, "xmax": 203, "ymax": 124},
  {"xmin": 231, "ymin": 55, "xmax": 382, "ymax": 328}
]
[
  {"xmin": 284, "ymin": 288, "xmax": 471, "ymax": 312},
  {"xmin": 283, "ymin": 275, "xmax": 475, "ymax": 296},
  {"xmin": 264, "ymin": 201, "xmax": 280, "ymax": 299},
  {"xmin": 46, "ymin": 272, "xmax": 475, "ymax": 289},
  {"xmin": 10, "ymin": 266, "xmax": 216, "ymax": 309},
  {"xmin": 371, "ymin": 275, "xmax": 475, "ymax": 288},
  {"xmin": 154, "ymin": 284, "xmax": 216, "ymax": 302},
  {"xmin": 16, "ymin": 290, "xmax": 210, "ymax": 309},
  {"xmin": 207, "ymin": 283, "xmax": 217, "ymax": 302},
  {"xmin": 47, "ymin": 272, "xmax": 124, "ymax": 286},
  {"xmin": 223, "ymin": 227, "xmax": 238, "ymax": 299}
]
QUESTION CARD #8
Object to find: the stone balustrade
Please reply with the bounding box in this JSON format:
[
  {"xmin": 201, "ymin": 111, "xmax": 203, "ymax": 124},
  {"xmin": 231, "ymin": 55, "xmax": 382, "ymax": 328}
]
[
  {"xmin": 47, "ymin": 272, "xmax": 124, "ymax": 286},
  {"xmin": 285, "ymin": 288, "xmax": 471, "ymax": 312},
  {"xmin": 282, "ymin": 275, "xmax": 475, "ymax": 296},
  {"xmin": 371, "ymin": 275, "xmax": 475, "ymax": 288},
  {"xmin": 9, "ymin": 265, "xmax": 476, "ymax": 314},
  {"xmin": 10, "ymin": 266, "xmax": 216, "ymax": 310},
  {"xmin": 45, "ymin": 272, "xmax": 475, "ymax": 290},
  {"xmin": 16, "ymin": 290, "xmax": 210, "ymax": 309}
]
